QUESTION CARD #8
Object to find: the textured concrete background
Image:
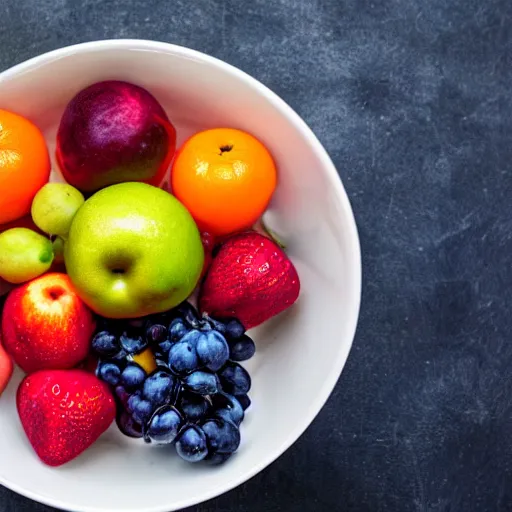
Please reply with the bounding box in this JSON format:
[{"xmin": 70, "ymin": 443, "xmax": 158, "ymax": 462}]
[{"xmin": 1, "ymin": 0, "xmax": 512, "ymax": 511}]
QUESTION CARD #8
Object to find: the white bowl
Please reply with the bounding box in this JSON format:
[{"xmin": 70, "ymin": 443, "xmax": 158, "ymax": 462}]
[{"xmin": 0, "ymin": 40, "xmax": 361, "ymax": 512}]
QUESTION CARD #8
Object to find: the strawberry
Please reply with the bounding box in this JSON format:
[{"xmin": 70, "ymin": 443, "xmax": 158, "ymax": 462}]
[
  {"xmin": 199, "ymin": 231, "xmax": 300, "ymax": 329},
  {"xmin": 17, "ymin": 369, "xmax": 116, "ymax": 466}
]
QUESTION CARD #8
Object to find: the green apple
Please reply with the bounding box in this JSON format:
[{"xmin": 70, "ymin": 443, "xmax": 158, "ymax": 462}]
[{"xmin": 64, "ymin": 182, "xmax": 204, "ymax": 318}]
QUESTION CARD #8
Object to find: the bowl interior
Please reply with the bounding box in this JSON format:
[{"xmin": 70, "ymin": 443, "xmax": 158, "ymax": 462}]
[{"xmin": 0, "ymin": 41, "xmax": 360, "ymax": 512}]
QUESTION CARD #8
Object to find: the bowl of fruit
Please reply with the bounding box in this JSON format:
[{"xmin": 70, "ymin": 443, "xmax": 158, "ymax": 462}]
[{"xmin": 0, "ymin": 40, "xmax": 361, "ymax": 512}]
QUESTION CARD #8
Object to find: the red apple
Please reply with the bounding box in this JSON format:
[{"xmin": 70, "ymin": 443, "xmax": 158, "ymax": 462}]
[
  {"xmin": 0, "ymin": 334, "xmax": 13, "ymax": 396},
  {"xmin": 56, "ymin": 80, "xmax": 176, "ymax": 192},
  {"xmin": 1, "ymin": 273, "xmax": 95, "ymax": 373}
]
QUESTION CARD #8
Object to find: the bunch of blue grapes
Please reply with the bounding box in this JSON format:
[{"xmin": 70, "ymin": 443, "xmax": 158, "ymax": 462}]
[{"xmin": 91, "ymin": 301, "xmax": 254, "ymax": 465}]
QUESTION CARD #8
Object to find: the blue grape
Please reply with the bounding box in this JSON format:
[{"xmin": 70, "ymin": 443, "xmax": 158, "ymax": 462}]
[
  {"xmin": 97, "ymin": 361, "xmax": 121, "ymax": 386},
  {"xmin": 119, "ymin": 333, "xmax": 147, "ymax": 354},
  {"xmin": 146, "ymin": 324, "xmax": 167, "ymax": 344},
  {"xmin": 120, "ymin": 363, "xmax": 146, "ymax": 391},
  {"xmin": 127, "ymin": 392, "xmax": 154, "ymax": 424},
  {"xmin": 91, "ymin": 331, "xmax": 120, "ymax": 357},
  {"xmin": 179, "ymin": 329, "xmax": 204, "ymax": 348},
  {"xmin": 212, "ymin": 393, "xmax": 244, "ymax": 426},
  {"xmin": 142, "ymin": 370, "xmax": 174, "ymax": 406},
  {"xmin": 109, "ymin": 349, "xmax": 129, "ymax": 364},
  {"xmin": 204, "ymin": 452, "xmax": 232, "ymax": 465},
  {"xmin": 168, "ymin": 318, "xmax": 189, "ymax": 342},
  {"xmin": 177, "ymin": 302, "xmax": 201, "ymax": 329},
  {"xmin": 117, "ymin": 412, "xmax": 143, "ymax": 438},
  {"xmin": 196, "ymin": 331, "xmax": 229, "ymax": 372},
  {"xmin": 204, "ymin": 315, "xmax": 227, "ymax": 335},
  {"xmin": 202, "ymin": 418, "xmax": 240, "ymax": 454},
  {"xmin": 115, "ymin": 385, "xmax": 130, "ymax": 408},
  {"xmin": 175, "ymin": 425, "xmax": 208, "ymax": 462},
  {"xmin": 219, "ymin": 362, "xmax": 251, "ymax": 395},
  {"xmin": 146, "ymin": 405, "xmax": 183, "ymax": 444},
  {"xmin": 236, "ymin": 394, "xmax": 251, "ymax": 411},
  {"xmin": 168, "ymin": 338, "xmax": 201, "ymax": 375},
  {"xmin": 127, "ymin": 391, "xmax": 142, "ymax": 413},
  {"xmin": 183, "ymin": 371, "xmax": 219, "ymax": 395},
  {"xmin": 179, "ymin": 392, "xmax": 211, "ymax": 421},
  {"xmin": 224, "ymin": 319, "xmax": 245, "ymax": 340},
  {"xmin": 157, "ymin": 339, "xmax": 173, "ymax": 355},
  {"xmin": 228, "ymin": 334, "xmax": 256, "ymax": 362}
]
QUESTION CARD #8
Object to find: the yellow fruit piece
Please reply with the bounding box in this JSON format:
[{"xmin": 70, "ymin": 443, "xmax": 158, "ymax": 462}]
[{"xmin": 130, "ymin": 348, "xmax": 157, "ymax": 374}]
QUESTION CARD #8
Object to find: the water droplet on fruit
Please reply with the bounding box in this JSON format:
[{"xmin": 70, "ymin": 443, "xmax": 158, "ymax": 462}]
[
  {"xmin": 52, "ymin": 384, "xmax": 60, "ymax": 396},
  {"xmin": 259, "ymin": 262, "xmax": 269, "ymax": 273}
]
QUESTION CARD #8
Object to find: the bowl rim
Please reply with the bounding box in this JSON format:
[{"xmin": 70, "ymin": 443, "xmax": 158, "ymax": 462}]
[{"xmin": 0, "ymin": 38, "xmax": 362, "ymax": 512}]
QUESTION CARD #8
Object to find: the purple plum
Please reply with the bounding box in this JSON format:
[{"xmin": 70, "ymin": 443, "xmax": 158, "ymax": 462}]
[{"xmin": 57, "ymin": 80, "xmax": 176, "ymax": 192}]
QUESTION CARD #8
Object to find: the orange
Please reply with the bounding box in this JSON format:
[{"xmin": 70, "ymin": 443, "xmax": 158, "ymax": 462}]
[
  {"xmin": 0, "ymin": 109, "xmax": 51, "ymax": 225},
  {"xmin": 171, "ymin": 128, "xmax": 277, "ymax": 236}
]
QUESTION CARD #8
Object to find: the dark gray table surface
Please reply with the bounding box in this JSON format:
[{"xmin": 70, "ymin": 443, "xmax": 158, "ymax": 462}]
[{"xmin": 1, "ymin": 0, "xmax": 511, "ymax": 511}]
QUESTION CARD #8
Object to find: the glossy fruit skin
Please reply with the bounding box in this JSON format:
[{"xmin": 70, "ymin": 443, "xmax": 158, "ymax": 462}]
[
  {"xmin": 117, "ymin": 411, "xmax": 143, "ymax": 438},
  {"xmin": 183, "ymin": 371, "xmax": 219, "ymax": 395},
  {"xmin": 92, "ymin": 331, "xmax": 120, "ymax": 357},
  {"xmin": 1, "ymin": 273, "xmax": 95, "ymax": 373},
  {"xmin": 17, "ymin": 369, "xmax": 115, "ymax": 466},
  {"xmin": 168, "ymin": 339, "xmax": 201, "ymax": 375},
  {"xmin": 175, "ymin": 424, "xmax": 208, "ymax": 462},
  {"xmin": 236, "ymin": 394, "xmax": 251, "ymax": 411},
  {"xmin": 228, "ymin": 334, "xmax": 256, "ymax": 362},
  {"xmin": 196, "ymin": 331, "xmax": 229, "ymax": 372},
  {"xmin": 200, "ymin": 232, "xmax": 215, "ymax": 279},
  {"xmin": 0, "ymin": 335, "xmax": 13, "ymax": 396},
  {"xmin": 218, "ymin": 362, "xmax": 251, "ymax": 396},
  {"xmin": 64, "ymin": 182, "xmax": 204, "ymax": 319},
  {"xmin": 94, "ymin": 301, "xmax": 253, "ymax": 465},
  {"xmin": 179, "ymin": 392, "xmax": 211, "ymax": 421},
  {"xmin": 142, "ymin": 370, "xmax": 174, "ymax": 407},
  {"xmin": 199, "ymin": 231, "xmax": 300, "ymax": 329},
  {"xmin": 202, "ymin": 418, "xmax": 241, "ymax": 454},
  {"xmin": 0, "ymin": 228, "xmax": 54, "ymax": 284},
  {"xmin": 146, "ymin": 405, "xmax": 182, "ymax": 444},
  {"xmin": 172, "ymin": 128, "xmax": 277, "ymax": 236},
  {"xmin": 31, "ymin": 183, "xmax": 85, "ymax": 237},
  {"xmin": 120, "ymin": 363, "xmax": 146, "ymax": 391},
  {"xmin": 0, "ymin": 109, "xmax": 51, "ymax": 225},
  {"xmin": 169, "ymin": 318, "xmax": 189, "ymax": 342},
  {"xmin": 211, "ymin": 393, "xmax": 244, "ymax": 426},
  {"xmin": 97, "ymin": 361, "xmax": 121, "ymax": 386},
  {"xmin": 57, "ymin": 80, "xmax": 176, "ymax": 192}
]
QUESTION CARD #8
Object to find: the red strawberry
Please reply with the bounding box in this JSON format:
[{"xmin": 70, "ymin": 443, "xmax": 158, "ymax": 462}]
[
  {"xmin": 199, "ymin": 231, "xmax": 300, "ymax": 329},
  {"xmin": 17, "ymin": 369, "xmax": 116, "ymax": 467}
]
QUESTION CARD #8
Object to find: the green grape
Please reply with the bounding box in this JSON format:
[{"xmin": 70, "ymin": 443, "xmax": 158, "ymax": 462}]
[
  {"xmin": 0, "ymin": 228, "xmax": 54, "ymax": 284},
  {"xmin": 31, "ymin": 183, "xmax": 85, "ymax": 237}
]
